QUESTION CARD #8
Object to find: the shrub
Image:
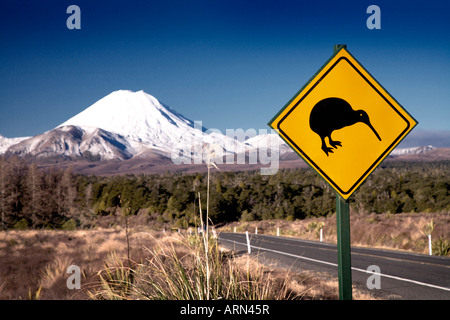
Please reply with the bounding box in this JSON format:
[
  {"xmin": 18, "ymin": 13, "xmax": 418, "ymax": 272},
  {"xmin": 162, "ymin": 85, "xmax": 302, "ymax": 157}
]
[
  {"xmin": 433, "ymin": 237, "xmax": 450, "ymax": 256},
  {"xmin": 13, "ymin": 218, "xmax": 28, "ymax": 230},
  {"xmin": 62, "ymin": 218, "xmax": 77, "ymax": 231},
  {"xmin": 240, "ymin": 210, "xmax": 255, "ymax": 222}
]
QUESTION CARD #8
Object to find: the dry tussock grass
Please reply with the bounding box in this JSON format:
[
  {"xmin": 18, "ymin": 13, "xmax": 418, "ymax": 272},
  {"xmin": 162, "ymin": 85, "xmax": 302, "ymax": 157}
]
[
  {"xmin": 0, "ymin": 227, "xmax": 378, "ymax": 300},
  {"xmin": 0, "ymin": 227, "xmax": 157, "ymax": 299},
  {"xmin": 5, "ymin": 212, "xmax": 445, "ymax": 300}
]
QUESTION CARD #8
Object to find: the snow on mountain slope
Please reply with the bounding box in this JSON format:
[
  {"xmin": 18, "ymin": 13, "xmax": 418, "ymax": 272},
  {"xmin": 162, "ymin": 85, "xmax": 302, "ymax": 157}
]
[
  {"xmin": 391, "ymin": 145, "xmax": 436, "ymax": 156},
  {"xmin": 58, "ymin": 90, "xmax": 201, "ymax": 153},
  {"xmin": 57, "ymin": 90, "xmax": 250, "ymax": 159},
  {"xmin": 0, "ymin": 135, "xmax": 29, "ymax": 153},
  {"xmin": 6, "ymin": 126, "xmax": 136, "ymax": 160},
  {"xmin": 245, "ymin": 133, "xmax": 290, "ymax": 154},
  {"xmin": 2, "ymin": 90, "xmax": 252, "ymax": 161}
]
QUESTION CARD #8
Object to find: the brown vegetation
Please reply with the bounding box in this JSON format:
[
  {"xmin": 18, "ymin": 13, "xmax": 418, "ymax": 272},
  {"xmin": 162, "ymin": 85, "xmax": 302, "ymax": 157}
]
[
  {"xmin": 1, "ymin": 211, "xmax": 447, "ymax": 300},
  {"xmin": 0, "ymin": 227, "xmax": 377, "ymax": 300},
  {"xmin": 0, "ymin": 227, "xmax": 156, "ymax": 299}
]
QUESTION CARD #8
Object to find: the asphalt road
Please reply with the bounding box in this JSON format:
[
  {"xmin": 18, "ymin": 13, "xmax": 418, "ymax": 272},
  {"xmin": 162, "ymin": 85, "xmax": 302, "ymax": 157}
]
[{"xmin": 218, "ymin": 233, "xmax": 450, "ymax": 300}]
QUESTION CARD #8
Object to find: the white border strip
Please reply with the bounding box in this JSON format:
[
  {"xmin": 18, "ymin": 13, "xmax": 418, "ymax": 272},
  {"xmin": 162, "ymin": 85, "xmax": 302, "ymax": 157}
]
[{"xmin": 220, "ymin": 238, "xmax": 450, "ymax": 292}]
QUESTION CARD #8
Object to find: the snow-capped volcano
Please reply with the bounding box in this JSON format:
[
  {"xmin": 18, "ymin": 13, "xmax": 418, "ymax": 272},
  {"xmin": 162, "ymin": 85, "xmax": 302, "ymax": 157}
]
[
  {"xmin": 56, "ymin": 90, "xmax": 251, "ymax": 160},
  {"xmin": 2, "ymin": 90, "xmax": 252, "ymax": 162},
  {"xmin": 58, "ymin": 90, "xmax": 201, "ymax": 154}
]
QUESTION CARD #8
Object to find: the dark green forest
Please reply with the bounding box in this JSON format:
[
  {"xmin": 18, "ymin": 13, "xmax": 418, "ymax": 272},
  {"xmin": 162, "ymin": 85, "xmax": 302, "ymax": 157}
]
[{"xmin": 0, "ymin": 157, "xmax": 449, "ymax": 230}]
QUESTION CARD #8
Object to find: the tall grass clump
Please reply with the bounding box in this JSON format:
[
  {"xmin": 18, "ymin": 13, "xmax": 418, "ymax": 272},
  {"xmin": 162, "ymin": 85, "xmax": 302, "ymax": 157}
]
[
  {"xmin": 91, "ymin": 147, "xmax": 294, "ymax": 300},
  {"xmin": 91, "ymin": 251, "xmax": 135, "ymax": 300},
  {"xmin": 90, "ymin": 232, "xmax": 291, "ymax": 300},
  {"xmin": 433, "ymin": 237, "xmax": 450, "ymax": 256}
]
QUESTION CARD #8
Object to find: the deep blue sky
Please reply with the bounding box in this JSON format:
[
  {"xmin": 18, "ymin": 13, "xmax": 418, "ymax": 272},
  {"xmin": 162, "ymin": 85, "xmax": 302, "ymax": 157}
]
[{"xmin": 1, "ymin": 0, "xmax": 449, "ymax": 146}]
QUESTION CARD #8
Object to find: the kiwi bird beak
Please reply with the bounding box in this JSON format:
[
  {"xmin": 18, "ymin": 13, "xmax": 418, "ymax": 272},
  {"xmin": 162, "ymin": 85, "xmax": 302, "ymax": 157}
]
[{"xmin": 367, "ymin": 121, "xmax": 381, "ymax": 141}]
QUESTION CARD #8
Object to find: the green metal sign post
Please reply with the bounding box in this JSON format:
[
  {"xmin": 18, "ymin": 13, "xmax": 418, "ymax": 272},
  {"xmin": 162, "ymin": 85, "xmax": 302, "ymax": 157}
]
[
  {"xmin": 333, "ymin": 44, "xmax": 352, "ymax": 300},
  {"xmin": 336, "ymin": 194, "xmax": 352, "ymax": 300}
]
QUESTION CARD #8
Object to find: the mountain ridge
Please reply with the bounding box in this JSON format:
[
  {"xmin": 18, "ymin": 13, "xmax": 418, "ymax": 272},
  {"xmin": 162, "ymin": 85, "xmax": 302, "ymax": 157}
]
[{"xmin": 0, "ymin": 90, "xmax": 445, "ymax": 175}]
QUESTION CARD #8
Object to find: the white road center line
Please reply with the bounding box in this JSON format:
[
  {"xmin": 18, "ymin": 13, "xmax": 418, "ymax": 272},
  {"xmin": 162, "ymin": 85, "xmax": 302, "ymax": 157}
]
[{"xmin": 220, "ymin": 238, "xmax": 450, "ymax": 292}]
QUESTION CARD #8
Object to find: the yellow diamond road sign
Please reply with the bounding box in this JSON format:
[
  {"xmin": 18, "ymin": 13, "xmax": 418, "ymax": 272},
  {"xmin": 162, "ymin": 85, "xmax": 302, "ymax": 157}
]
[{"xmin": 269, "ymin": 47, "xmax": 418, "ymax": 200}]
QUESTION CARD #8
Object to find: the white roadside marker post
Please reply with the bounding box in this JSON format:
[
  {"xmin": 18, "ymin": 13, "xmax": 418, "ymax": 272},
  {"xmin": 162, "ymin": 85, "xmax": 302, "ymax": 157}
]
[
  {"xmin": 428, "ymin": 234, "xmax": 432, "ymax": 256},
  {"xmin": 245, "ymin": 231, "xmax": 251, "ymax": 255}
]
